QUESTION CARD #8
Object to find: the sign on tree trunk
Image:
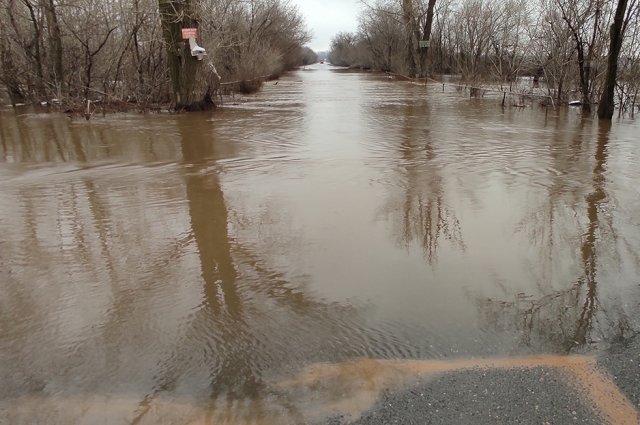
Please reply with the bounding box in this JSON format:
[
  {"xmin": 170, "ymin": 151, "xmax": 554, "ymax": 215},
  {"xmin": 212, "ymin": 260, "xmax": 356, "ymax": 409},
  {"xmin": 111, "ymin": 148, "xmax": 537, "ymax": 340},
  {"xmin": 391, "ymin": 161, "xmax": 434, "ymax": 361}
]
[
  {"xmin": 181, "ymin": 28, "xmax": 198, "ymax": 39},
  {"xmin": 159, "ymin": 0, "xmax": 217, "ymax": 111}
]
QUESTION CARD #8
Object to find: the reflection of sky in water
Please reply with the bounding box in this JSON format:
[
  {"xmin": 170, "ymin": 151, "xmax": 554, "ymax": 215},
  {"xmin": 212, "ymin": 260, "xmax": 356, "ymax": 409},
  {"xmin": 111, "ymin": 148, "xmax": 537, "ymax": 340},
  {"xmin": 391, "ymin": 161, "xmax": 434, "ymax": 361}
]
[{"xmin": 1, "ymin": 65, "xmax": 639, "ymax": 424}]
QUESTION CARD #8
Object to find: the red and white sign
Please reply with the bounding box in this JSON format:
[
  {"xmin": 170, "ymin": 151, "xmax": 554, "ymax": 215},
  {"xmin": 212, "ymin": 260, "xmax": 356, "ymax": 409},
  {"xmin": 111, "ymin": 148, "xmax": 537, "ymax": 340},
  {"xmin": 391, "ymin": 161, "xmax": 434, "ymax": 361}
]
[{"xmin": 181, "ymin": 28, "xmax": 198, "ymax": 39}]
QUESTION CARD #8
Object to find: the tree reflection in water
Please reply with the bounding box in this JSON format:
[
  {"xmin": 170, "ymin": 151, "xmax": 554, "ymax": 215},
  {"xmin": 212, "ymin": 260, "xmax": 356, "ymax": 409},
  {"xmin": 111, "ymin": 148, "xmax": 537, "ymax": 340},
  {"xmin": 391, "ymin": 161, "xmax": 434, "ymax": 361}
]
[
  {"xmin": 0, "ymin": 112, "xmax": 366, "ymax": 425},
  {"xmin": 381, "ymin": 100, "xmax": 465, "ymax": 264},
  {"xmin": 128, "ymin": 116, "xmax": 267, "ymax": 423},
  {"xmin": 129, "ymin": 116, "xmax": 351, "ymax": 425},
  {"xmin": 475, "ymin": 119, "xmax": 638, "ymax": 353},
  {"xmin": 5, "ymin": 100, "xmax": 434, "ymax": 424}
]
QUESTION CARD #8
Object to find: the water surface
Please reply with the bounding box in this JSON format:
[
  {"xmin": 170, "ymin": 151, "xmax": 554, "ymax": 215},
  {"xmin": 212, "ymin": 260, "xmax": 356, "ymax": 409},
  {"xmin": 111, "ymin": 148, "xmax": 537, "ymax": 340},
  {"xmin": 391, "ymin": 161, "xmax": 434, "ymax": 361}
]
[{"xmin": 1, "ymin": 65, "xmax": 639, "ymax": 424}]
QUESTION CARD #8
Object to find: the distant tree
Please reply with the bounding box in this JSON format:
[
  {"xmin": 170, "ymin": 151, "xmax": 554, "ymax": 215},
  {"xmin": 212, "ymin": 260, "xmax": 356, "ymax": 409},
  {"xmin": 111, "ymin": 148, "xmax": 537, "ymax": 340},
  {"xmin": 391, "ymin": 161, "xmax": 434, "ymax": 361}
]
[
  {"xmin": 555, "ymin": 0, "xmax": 609, "ymax": 113},
  {"xmin": 530, "ymin": 3, "xmax": 575, "ymax": 103},
  {"xmin": 0, "ymin": 25, "xmax": 23, "ymax": 105},
  {"xmin": 614, "ymin": 3, "xmax": 640, "ymax": 116},
  {"xmin": 402, "ymin": 0, "xmax": 419, "ymax": 76},
  {"xmin": 63, "ymin": 0, "xmax": 118, "ymax": 101},
  {"xmin": 417, "ymin": 0, "xmax": 437, "ymax": 75},
  {"xmin": 359, "ymin": 1, "xmax": 403, "ymax": 72},
  {"xmin": 43, "ymin": 0, "xmax": 64, "ymax": 94},
  {"xmin": 300, "ymin": 47, "xmax": 319, "ymax": 65},
  {"xmin": 488, "ymin": 0, "xmax": 532, "ymax": 89},
  {"xmin": 402, "ymin": 0, "xmax": 438, "ymax": 76},
  {"xmin": 328, "ymin": 32, "xmax": 359, "ymax": 66}
]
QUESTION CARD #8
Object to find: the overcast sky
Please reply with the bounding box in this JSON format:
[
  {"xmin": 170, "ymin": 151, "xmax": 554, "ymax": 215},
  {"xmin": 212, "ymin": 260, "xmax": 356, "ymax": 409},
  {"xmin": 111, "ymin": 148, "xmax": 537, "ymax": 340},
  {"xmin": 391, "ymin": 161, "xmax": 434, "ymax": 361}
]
[{"xmin": 290, "ymin": 0, "xmax": 362, "ymax": 52}]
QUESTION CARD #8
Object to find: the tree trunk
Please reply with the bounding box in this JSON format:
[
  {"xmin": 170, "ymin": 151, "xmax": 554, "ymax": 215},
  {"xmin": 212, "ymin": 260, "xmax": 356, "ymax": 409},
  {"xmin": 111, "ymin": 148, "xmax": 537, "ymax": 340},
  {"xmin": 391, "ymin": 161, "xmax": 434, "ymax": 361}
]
[
  {"xmin": 402, "ymin": 0, "xmax": 418, "ymax": 78},
  {"xmin": 598, "ymin": 0, "xmax": 628, "ymax": 120},
  {"xmin": 418, "ymin": 0, "xmax": 437, "ymax": 77},
  {"xmin": 23, "ymin": 0, "xmax": 45, "ymax": 95},
  {"xmin": 560, "ymin": 2, "xmax": 599, "ymax": 114},
  {"xmin": 158, "ymin": 0, "xmax": 215, "ymax": 111},
  {"xmin": 84, "ymin": 47, "xmax": 93, "ymax": 101},
  {"xmin": 576, "ymin": 43, "xmax": 591, "ymax": 113},
  {"xmin": 0, "ymin": 24, "xmax": 26, "ymax": 105},
  {"xmin": 43, "ymin": 0, "xmax": 64, "ymax": 94}
]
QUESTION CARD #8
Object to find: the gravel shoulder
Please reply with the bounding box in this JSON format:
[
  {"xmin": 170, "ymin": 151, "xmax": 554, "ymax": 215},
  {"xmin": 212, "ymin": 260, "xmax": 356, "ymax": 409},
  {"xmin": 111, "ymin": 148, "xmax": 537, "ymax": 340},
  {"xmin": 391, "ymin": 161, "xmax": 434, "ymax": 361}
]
[
  {"xmin": 597, "ymin": 334, "xmax": 640, "ymax": 412},
  {"xmin": 316, "ymin": 335, "xmax": 640, "ymax": 425},
  {"xmin": 321, "ymin": 366, "xmax": 607, "ymax": 425}
]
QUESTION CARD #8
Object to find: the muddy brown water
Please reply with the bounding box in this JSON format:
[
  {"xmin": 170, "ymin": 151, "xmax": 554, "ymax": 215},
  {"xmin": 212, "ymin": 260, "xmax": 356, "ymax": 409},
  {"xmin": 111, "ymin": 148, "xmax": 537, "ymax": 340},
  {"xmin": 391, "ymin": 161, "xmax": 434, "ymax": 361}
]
[{"xmin": 1, "ymin": 64, "xmax": 639, "ymax": 424}]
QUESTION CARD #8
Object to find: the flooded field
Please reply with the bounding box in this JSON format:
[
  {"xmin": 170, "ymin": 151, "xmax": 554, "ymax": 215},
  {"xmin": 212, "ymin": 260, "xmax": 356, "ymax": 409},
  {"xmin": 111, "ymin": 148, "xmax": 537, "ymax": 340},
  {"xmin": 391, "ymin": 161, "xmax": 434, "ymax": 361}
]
[{"xmin": 1, "ymin": 64, "xmax": 639, "ymax": 424}]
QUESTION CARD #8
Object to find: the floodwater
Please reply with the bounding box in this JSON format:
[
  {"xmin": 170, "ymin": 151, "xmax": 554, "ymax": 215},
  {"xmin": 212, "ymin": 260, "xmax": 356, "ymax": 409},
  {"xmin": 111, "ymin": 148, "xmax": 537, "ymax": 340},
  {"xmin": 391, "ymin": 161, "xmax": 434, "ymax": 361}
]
[{"xmin": 1, "ymin": 64, "xmax": 639, "ymax": 424}]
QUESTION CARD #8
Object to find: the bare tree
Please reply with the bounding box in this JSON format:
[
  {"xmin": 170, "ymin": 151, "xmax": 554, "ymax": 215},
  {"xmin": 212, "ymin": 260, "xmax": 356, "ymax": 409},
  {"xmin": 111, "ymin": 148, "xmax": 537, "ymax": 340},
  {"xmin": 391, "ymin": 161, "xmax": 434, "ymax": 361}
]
[
  {"xmin": 0, "ymin": 0, "xmax": 313, "ymax": 110},
  {"xmin": 555, "ymin": 0, "xmax": 611, "ymax": 112},
  {"xmin": 62, "ymin": 0, "xmax": 117, "ymax": 101},
  {"xmin": 401, "ymin": 0, "xmax": 419, "ymax": 76},
  {"xmin": 598, "ymin": 0, "xmax": 638, "ymax": 118},
  {"xmin": 417, "ymin": 0, "xmax": 437, "ymax": 75},
  {"xmin": 0, "ymin": 7, "xmax": 26, "ymax": 105},
  {"xmin": 335, "ymin": 0, "xmax": 639, "ymax": 114},
  {"xmin": 158, "ymin": 0, "xmax": 217, "ymax": 110},
  {"xmin": 43, "ymin": 0, "xmax": 64, "ymax": 94},
  {"xmin": 530, "ymin": 2, "xmax": 576, "ymax": 103},
  {"xmin": 359, "ymin": 0, "xmax": 403, "ymax": 71},
  {"xmin": 328, "ymin": 32, "xmax": 361, "ymax": 66},
  {"xmin": 616, "ymin": 3, "xmax": 640, "ymax": 116},
  {"xmin": 488, "ymin": 0, "xmax": 532, "ymax": 89}
]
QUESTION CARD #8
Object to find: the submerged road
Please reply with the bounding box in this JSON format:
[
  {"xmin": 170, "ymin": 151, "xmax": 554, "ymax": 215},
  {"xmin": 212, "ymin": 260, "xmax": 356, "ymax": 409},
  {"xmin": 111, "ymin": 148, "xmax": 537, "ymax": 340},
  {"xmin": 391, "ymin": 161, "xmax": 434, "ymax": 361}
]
[{"xmin": 2, "ymin": 64, "xmax": 640, "ymax": 425}]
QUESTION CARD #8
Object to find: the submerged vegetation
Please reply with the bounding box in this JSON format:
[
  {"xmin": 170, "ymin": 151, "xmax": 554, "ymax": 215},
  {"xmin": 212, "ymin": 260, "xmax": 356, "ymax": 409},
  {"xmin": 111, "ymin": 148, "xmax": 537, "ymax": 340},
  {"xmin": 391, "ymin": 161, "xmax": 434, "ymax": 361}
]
[
  {"xmin": 330, "ymin": 0, "xmax": 640, "ymax": 117},
  {"xmin": 0, "ymin": 0, "xmax": 316, "ymax": 111}
]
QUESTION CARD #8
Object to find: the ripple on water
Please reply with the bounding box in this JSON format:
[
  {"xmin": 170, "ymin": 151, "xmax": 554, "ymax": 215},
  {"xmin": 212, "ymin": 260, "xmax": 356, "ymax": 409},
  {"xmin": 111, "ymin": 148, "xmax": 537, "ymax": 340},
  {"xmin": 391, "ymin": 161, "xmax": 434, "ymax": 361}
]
[{"xmin": 1, "ymin": 68, "xmax": 640, "ymax": 425}]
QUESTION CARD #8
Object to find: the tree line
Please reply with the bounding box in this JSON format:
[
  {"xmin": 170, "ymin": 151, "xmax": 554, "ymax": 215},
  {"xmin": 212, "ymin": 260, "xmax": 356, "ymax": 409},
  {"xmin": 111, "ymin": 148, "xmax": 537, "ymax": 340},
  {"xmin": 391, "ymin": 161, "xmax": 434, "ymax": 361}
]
[
  {"xmin": 329, "ymin": 0, "xmax": 639, "ymax": 118},
  {"xmin": 0, "ymin": 0, "xmax": 317, "ymax": 111}
]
